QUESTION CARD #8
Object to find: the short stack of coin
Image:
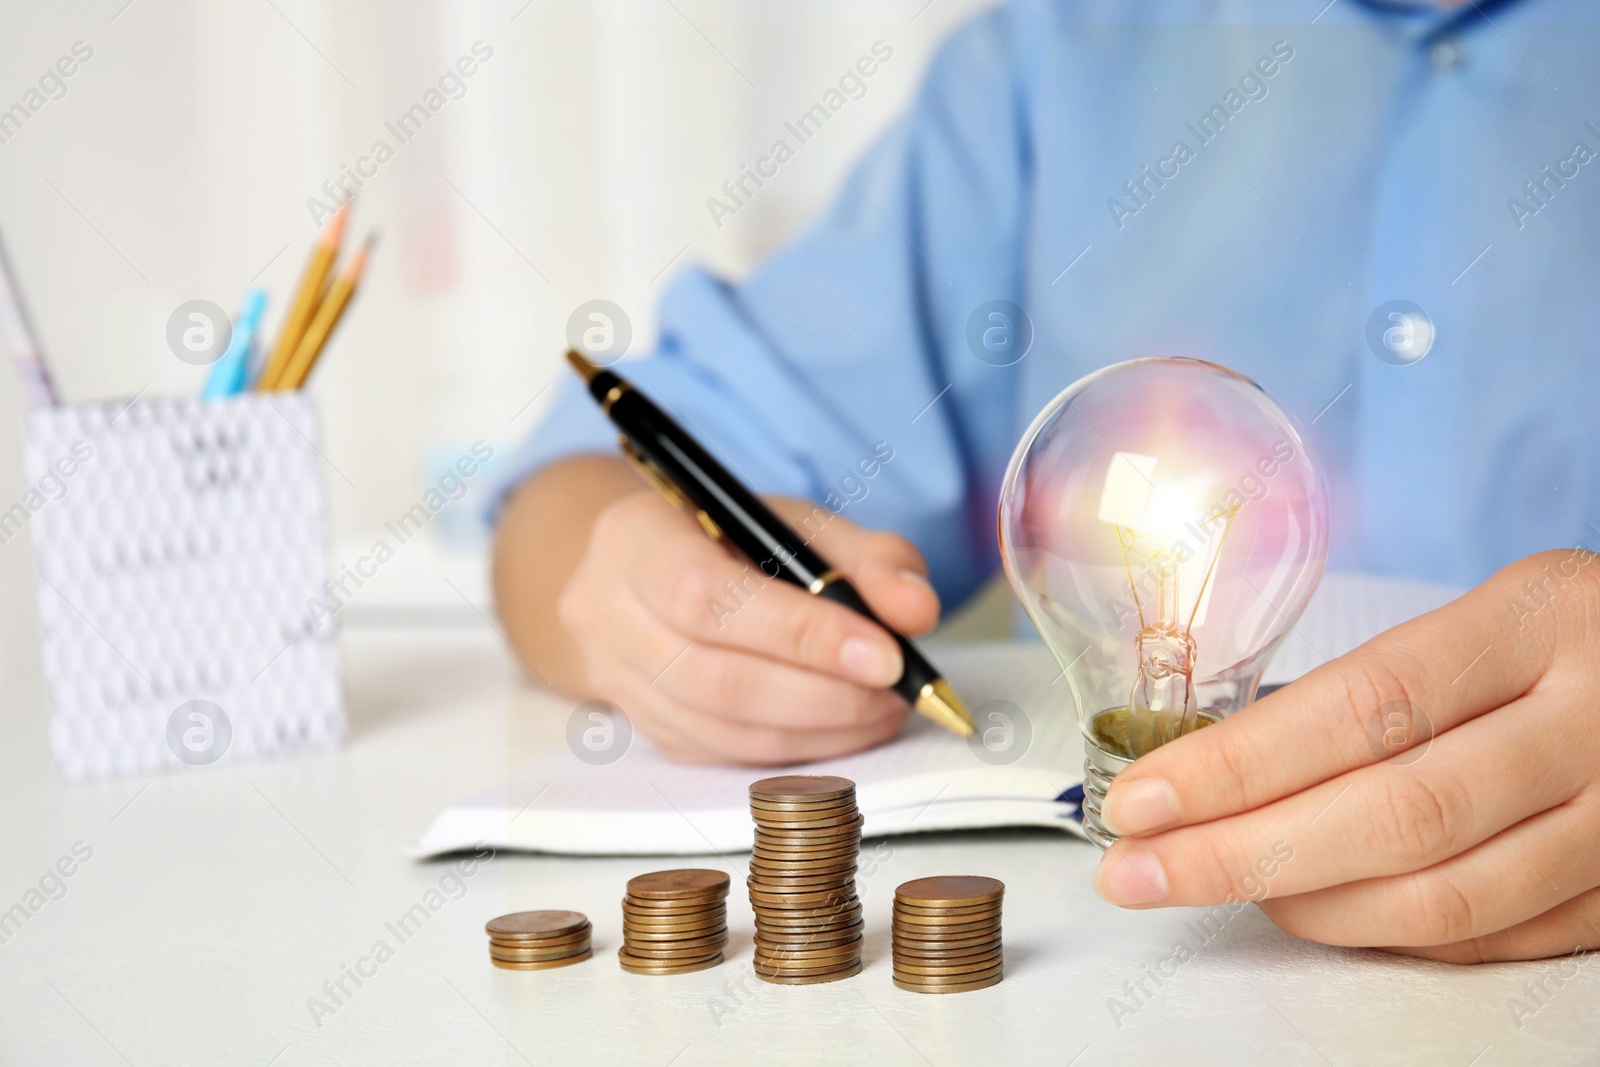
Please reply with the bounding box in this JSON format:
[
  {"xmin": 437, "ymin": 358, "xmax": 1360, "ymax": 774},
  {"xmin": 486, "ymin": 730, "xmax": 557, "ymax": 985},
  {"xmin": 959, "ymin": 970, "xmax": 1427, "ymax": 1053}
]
[
  {"xmin": 485, "ymin": 910, "xmax": 593, "ymax": 970},
  {"xmin": 747, "ymin": 774, "xmax": 864, "ymax": 984},
  {"xmin": 892, "ymin": 876, "xmax": 1005, "ymax": 993},
  {"xmin": 618, "ymin": 869, "xmax": 730, "ymax": 975}
]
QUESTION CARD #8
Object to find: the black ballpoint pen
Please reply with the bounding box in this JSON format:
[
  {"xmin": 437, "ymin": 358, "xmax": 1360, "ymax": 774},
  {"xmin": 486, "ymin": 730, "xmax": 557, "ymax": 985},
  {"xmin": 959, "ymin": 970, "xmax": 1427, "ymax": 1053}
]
[{"xmin": 566, "ymin": 350, "xmax": 976, "ymax": 738}]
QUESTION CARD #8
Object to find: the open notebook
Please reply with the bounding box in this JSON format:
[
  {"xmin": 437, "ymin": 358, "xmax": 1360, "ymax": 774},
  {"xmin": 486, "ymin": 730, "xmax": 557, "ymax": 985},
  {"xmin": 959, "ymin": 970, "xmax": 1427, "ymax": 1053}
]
[{"xmin": 407, "ymin": 572, "xmax": 1463, "ymax": 858}]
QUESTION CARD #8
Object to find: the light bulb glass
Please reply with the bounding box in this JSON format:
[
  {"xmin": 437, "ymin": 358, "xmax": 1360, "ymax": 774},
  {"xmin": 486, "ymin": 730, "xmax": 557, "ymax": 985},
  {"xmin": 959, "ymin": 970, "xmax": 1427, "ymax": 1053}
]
[{"xmin": 998, "ymin": 358, "xmax": 1329, "ymax": 847}]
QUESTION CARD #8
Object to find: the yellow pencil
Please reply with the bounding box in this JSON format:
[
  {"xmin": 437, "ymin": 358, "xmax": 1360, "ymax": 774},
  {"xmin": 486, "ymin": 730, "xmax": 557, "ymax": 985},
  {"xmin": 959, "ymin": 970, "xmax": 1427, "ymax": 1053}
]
[
  {"xmin": 257, "ymin": 204, "xmax": 349, "ymax": 390},
  {"xmin": 276, "ymin": 232, "xmax": 376, "ymax": 390}
]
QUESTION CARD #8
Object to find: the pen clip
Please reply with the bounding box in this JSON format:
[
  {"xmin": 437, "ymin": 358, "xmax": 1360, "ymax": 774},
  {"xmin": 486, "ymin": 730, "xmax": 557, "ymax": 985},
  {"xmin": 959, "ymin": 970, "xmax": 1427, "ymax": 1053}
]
[{"xmin": 618, "ymin": 436, "xmax": 724, "ymax": 542}]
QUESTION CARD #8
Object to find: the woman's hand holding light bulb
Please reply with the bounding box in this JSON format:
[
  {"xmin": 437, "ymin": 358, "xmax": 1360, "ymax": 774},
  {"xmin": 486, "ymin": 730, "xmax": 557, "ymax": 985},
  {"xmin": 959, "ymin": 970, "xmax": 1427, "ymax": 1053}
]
[{"xmin": 1094, "ymin": 547, "xmax": 1600, "ymax": 963}]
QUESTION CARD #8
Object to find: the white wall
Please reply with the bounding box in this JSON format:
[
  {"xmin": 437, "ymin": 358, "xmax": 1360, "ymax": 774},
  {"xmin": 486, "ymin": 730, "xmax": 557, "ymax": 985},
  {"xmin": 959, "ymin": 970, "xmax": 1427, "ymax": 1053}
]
[{"xmin": 0, "ymin": 0, "xmax": 995, "ymax": 551}]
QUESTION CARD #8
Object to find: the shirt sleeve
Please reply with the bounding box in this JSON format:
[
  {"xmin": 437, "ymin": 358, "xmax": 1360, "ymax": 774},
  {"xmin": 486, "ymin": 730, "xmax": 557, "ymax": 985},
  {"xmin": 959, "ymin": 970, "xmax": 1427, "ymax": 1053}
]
[{"xmin": 493, "ymin": 6, "xmax": 1035, "ymax": 613}]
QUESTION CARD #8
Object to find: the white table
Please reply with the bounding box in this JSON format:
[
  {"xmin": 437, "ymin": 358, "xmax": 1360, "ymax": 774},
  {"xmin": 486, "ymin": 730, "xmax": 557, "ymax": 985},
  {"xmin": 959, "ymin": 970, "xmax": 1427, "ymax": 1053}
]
[{"xmin": 2, "ymin": 622, "xmax": 1597, "ymax": 1067}]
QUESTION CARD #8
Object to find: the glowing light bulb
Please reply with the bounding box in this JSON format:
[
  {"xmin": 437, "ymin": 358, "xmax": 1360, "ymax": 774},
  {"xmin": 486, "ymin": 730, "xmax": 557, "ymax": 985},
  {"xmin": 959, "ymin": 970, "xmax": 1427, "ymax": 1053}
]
[{"xmin": 998, "ymin": 358, "xmax": 1329, "ymax": 848}]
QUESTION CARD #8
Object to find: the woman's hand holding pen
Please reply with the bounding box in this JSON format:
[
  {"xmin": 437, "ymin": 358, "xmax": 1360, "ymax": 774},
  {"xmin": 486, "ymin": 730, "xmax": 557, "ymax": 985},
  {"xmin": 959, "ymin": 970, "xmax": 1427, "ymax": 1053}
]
[{"xmin": 557, "ymin": 489, "xmax": 940, "ymax": 765}]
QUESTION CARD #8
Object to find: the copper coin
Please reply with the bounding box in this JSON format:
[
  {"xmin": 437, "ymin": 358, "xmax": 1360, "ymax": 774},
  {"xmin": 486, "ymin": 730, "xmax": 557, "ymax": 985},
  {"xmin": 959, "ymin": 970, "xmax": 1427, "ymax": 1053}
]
[
  {"xmin": 894, "ymin": 900, "xmax": 1003, "ymax": 918},
  {"xmin": 491, "ymin": 954, "xmax": 592, "ymax": 971},
  {"xmin": 622, "ymin": 924, "xmax": 729, "ymax": 943},
  {"xmin": 749, "ymin": 854, "xmax": 858, "ymax": 870},
  {"xmin": 621, "ymin": 919, "xmax": 725, "ymax": 936},
  {"xmin": 621, "ymin": 917, "xmax": 721, "ymax": 932},
  {"xmin": 750, "ymin": 847, "xmax": 859, "ymax": 864},
  {"xmin": 622, "ymin": 930, "xmax": 728, "ymax": 952},
  {"xmin": 619, "ymin": 940, "xmax": 725, "ymax": 958},
  {"xmin": 755, "ymin": 945, "xmax": 862, "ymax": 967},
  {"xmin": 756, "ymin": 924, "xmax": 864, "ymax": 949},
  {"xmin": 892, "ymin": 918, "xmax": 999, "ymax": 940},
  {"xmin": 754, "ymin": 940, "xmax": 862, "ymax": 962},
  {"xmin": 754, "ymin": 826, "xmax": 863, "ymax": 845},
  {"xmin": 889, "ymin": 930, "xmax": 1004, "ymax": 953},
  {"xmin": 486, "ymin": 927, "xmax": 592, "ymax": 949},
  {"xmin": 752, "ymin": 940, "xmax": 864, "ymax": 966},
  {"xmin": 893, "ymin": 960, "xmax": 1004, "ymax": 984},
  {"xmin": 749, "ymin": 855, "xmax": 858, "ymax": 873},
  {"xmin": 622, "ymin": 911, "xmax": 725, "ymax": 929},
  {"xmin": 893, "ymin": 976, "xmax": 1003, "ymax": 995},
  {"xmin": 618, "ymin": 950, "xmax": 723, "ymax": 975},
  {"xmin": 748, "ymin": 892, "xmax": 858, "ymax": 909},
  {"xmin": 754, "ymin": 821, "xmax": 862, "ymax": 838},
  {"xmin": 751, "ymin": 844, "xmax": 860, "ymax": 862},
  {"xmin": 893, "ymin": 970, "xmax": 1002, "ymax": 994},
  {"xmin": 749, "ymin": 884, "xmax": 859, "ymax": 903},
  {"xmin": 748, "ymin": 870, "xmax": 864, "ymax": 883},
  {"xmin": 892, "ymin": 907, "xmax": 1002, "ymax": 927},
  {"xmin": 622, "ymin": 932, "xmax": 727, "ymax": 950},
  {"xmin": 751, "ymin": 903, "xmax": 858, "ymax": 920},
  {"xmin": 751, "ymin": 844, "xmax": 859, "ymax": 859},
  {"xmin": 895, "ymin": 876, "xmax": 1004, "ymax": 908},
  {"xmin": 754, "ymin": 960, "xmax": 860, "ymax": 979},
  {"xmin": 749, "ymin": 775, "xmax": 855, "ymax": 801},
  {"xmin": 490, "ymin": 942, "xmax": 595, "ymax": 962},
  {"xmin": 747, "ymin": 878, "xmax": 856, "ymax": 894},
  {"xmin": 747, "ymin": 874, "xmax": 857, "ymax": 892},
  {"xmin": 756, "ymin": 922, "xmax": 863, "ymax": 941},
  {"xmin": 896, "ymin": 959, "xmax": 992, "ymax": 985},
  {"xmin": 891, "ymin": 951, "xmax": 1004, "ymax": 977},
  {"xmin": 485, "ymin": 911, "xmax": 590, "ymax": 940},
  {"xmin": 755, "ymin": 955, "xmax": 862, "ymax": 977},
  {"xmin": 755, "ymin": 923, "xmax": 864, "ymax": 943},
  {"xmin": 896, "ymin": 940, "xmax": 992, "ymax": 966},
  {"xmin": 753, "ymin": 829, "xmax": 861, "ymax": 845},
  {"xmin": 754, "ymin": 904, "xmax": 863, "ymax": 924},
  {"xmin": 622, "ymin": 915, "xmax": 723, "ymax": 927},
  {"xmin": 755, "ymin": 910, "xmax": 865, "ymax": 930},
  {"xmin": 626, "ymin": 870, "xmax": 732, "ymax": 901},
  {"xmin": 624, "ymin": 895, "xmax": 726, "ymax": 915},
  {"xmin": 754, "ymin": 959, "xmax": 862, "ymax": 985},
  {"xmin": 752, "ymin": 815, "xmax": 865, "ymax": 835},
  {"xmin": 755, "ymin": 924, "xmax": 863, "ymax": 944},
  {"xmin": 750, "ymin": 798, "xmax": 854, "ymax": 813},
  {"xmin": 750, "ymin": 804, "xmax": 861, "ymax": 823}
]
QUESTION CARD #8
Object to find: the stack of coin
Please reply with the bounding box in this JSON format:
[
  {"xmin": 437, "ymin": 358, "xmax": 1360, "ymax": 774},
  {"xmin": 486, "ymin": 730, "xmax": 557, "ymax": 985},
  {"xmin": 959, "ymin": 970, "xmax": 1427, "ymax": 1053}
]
[
  {"xmin": 485, "ymin": 910, "xmax": 593, "ymax": 970},
  {"xmin": 618, "ymin": 869, "xmax": 730, "ymax": 975},
  {"xmin": 891, "ymin": 876, "xmax": 1004, "ymax": 993},
  {"xmin": 747, "ymin": 774, "xmax": 864, "ymax": 985}
]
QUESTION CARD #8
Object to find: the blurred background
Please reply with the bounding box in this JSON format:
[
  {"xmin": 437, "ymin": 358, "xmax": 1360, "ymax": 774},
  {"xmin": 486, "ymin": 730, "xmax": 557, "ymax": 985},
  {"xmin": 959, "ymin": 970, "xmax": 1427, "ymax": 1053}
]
[{"xmin": 0, "ymin": 0, "xmax": 1003, "ymax": 657}]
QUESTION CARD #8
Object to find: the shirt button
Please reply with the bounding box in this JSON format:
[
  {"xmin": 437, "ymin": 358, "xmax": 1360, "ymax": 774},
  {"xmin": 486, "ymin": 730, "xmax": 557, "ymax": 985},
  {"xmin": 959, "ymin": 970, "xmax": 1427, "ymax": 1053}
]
[{"xmin": 1431, "ymin": 39, "xmax": 1469, "ymax": 69}]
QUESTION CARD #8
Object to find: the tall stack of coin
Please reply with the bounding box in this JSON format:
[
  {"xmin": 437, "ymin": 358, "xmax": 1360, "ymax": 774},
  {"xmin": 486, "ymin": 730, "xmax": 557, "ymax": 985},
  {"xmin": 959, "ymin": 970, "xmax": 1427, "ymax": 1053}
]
[
  {"xmin": 618, "ymin": 869, "xmax": 730, "ymax": 975},
  {"xmin": 891, "ymin": 876, "xmax": 1004, "ymax": 993},
  {"xmin": 485, "ymin": 910, "xmax": 593, "ymax": 970},
  {"xmin": 747, "ymin": 774, "xmax": 864, "ymax": 984}
]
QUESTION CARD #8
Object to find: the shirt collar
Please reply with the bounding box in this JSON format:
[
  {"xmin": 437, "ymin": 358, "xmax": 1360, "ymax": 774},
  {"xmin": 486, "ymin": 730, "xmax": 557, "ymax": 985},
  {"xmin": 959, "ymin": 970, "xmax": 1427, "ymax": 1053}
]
[{"xmin": 1348, "ymin": 0, "xmax": 1526, "ymax": 46}]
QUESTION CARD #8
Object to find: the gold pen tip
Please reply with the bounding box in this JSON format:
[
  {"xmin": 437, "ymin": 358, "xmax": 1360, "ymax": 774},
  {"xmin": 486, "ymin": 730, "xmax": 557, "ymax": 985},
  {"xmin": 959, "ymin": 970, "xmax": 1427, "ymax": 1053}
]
[
  {"xmin": 916, "ymin": 679, "xmax": 976, "ymax": 738},
  {"xmin": 566, "ymin": 348, "xmax": 602, "ymax": 383}
]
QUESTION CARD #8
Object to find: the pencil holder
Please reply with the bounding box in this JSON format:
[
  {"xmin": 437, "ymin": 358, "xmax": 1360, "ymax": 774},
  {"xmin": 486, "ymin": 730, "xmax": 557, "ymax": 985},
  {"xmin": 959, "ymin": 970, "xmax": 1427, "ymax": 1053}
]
[{"xmin": 21, "ymin": 393, "xmax": 345, "ymax": 780}]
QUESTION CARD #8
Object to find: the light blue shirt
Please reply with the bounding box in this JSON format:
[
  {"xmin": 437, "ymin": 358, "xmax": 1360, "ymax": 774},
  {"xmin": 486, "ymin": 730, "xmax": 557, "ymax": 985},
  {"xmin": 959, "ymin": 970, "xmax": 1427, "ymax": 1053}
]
[{"xmin": 504, "ymin": 0, "xmax": 1600, "ymax": 612}]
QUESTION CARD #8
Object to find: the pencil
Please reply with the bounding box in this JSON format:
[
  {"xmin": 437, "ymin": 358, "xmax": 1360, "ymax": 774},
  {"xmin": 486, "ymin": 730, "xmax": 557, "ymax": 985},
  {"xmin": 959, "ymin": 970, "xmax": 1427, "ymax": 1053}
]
[
  {"xmin": 257, "ymin": 204, "xmax": 349, "ymax": 391},
  {"xmin": 0, "ymin": 226, "xmax": 59, "ymax": 408},
  {"xmin": 276, "ymin": 232, "xmax": 376, "ymax": 390}
]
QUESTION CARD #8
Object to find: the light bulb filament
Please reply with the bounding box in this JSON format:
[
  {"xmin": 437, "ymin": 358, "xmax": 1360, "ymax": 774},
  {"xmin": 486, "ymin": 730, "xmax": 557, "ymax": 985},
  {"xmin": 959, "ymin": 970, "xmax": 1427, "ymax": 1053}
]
[{"xmin": 1115, "ymin": 498, "xmax": 1240, "ymax": 752}]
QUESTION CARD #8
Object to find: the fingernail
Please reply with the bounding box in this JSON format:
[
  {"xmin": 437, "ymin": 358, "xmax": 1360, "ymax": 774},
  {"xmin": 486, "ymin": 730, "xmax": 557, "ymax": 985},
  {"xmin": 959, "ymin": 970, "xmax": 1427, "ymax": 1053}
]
[
  {"xmin": 898, "ymin": 569, "xmax": 935, "ymax": 596},
  {"xmin": 1095, "ymin": 849, "xmax": 1169, "ymax": 907},
  {"xmin": 840, "ymin": 636, "xmax": 901, "ymax": 686},
  {"xmin": 1102, "ymin": 777, "xmax": 1180, "ymax": 836}
]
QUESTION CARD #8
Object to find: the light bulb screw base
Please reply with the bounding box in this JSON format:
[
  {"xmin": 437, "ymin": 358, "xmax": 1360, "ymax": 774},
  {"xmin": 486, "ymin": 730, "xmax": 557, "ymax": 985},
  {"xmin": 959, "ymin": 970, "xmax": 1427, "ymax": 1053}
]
[{"xmin": 1081, "ymin": 739, "xmax": 1133, "ymax": 850}]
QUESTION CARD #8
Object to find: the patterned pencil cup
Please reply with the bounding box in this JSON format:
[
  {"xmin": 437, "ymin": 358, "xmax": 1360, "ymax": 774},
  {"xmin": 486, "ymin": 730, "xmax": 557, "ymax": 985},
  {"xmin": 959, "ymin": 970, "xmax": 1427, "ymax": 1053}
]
[{"xmin": 23, "ymin": 393, "xmax": 345, "ymax": 780}]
